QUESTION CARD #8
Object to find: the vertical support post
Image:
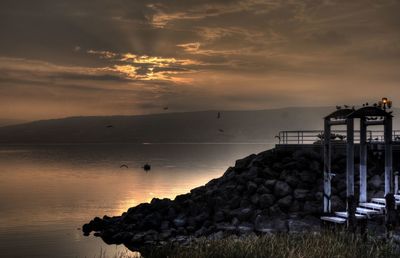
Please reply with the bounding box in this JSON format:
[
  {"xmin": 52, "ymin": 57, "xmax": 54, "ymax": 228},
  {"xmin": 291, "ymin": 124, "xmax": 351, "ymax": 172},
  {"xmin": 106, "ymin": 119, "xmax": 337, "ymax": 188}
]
[
  {"xmin": 385, "ymin": 116, "xmax": 393, "ymax": 195},
  {"xmin": 323, "ymin": 118, "xmax": 331, "ymax": 213},
  {"xmin": 395, "ymin": 172, "xmax": 398, "ymax": 195},
  {"xmin": 360, "ymin": 118, "xmax": 367, "ymax": 203},
  {"xmin": 347, "ymin": 118, "xmax": 354, "ymax": 198}
]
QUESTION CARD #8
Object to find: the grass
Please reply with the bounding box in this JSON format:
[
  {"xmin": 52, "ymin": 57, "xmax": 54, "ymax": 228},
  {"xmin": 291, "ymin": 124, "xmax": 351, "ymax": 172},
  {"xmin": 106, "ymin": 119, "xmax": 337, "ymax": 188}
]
[{"xmin": 141, "ymin": 231, "xmax": 400, "ymax": 258}]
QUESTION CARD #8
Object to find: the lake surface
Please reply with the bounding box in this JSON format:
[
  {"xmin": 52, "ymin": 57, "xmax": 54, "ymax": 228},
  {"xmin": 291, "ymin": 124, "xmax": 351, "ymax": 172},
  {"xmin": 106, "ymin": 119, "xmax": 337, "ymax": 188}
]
[{"xmin": 0, "ymin": 143, "xmax": 273, "ymax": 258}]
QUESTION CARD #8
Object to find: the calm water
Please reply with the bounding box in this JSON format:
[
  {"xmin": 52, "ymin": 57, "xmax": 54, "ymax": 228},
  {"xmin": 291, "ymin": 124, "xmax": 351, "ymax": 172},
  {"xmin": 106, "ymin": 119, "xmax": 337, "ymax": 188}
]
[{"xmin": 0, "ymin": 143, "xmax": 273, "ymax": 258}]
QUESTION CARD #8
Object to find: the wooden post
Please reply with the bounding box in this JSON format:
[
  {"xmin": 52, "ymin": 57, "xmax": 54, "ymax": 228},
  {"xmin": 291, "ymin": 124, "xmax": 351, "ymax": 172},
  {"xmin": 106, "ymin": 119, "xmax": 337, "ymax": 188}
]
[
  {"xmin": 384, "ymin": 116, "xmax": 393, "ymax": 195},
  {"xmin": 323, "ymin": 118, "xmax": 331, "ymax": 213},
  {"xmin": 360, "ymin": 118, "xmax": 367, "ymax": 203},
  {"xmin": 347, "ymin": 118, "xmax": 355, "ymax": 198}
]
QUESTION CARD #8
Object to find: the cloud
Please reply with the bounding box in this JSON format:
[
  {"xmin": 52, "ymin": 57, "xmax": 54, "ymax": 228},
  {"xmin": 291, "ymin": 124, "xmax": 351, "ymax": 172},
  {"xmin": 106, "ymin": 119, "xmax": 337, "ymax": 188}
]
[{"xmin": 1, "ymin": 0, "xmax": 400, "ymax": 120}]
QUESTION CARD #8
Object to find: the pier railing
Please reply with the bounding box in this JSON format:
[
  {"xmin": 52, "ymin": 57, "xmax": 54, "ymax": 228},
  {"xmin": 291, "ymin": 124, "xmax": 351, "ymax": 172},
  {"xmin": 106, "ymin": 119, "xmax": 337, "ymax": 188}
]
[{"xmin": 277, "ymin": 130, "xmax": 400, "ymax": 145}]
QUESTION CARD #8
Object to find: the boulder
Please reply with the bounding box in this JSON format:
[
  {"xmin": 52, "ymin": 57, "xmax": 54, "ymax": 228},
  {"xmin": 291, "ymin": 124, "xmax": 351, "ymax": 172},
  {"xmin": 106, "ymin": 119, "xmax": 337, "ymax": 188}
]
[
  {"xmin": 259, "ymin": 194, "xmax": 275, "ymax": 209},
  {"xmin": 274, "ymin": 181, "xmax": 292, "ymax": 198},
  {"xmin": 247, "ymin": 181, "xmax": 258, "ymax": 194},
  {"xmin": 277, "ymin": 195, "xmax": 293, "ymax": 210}
]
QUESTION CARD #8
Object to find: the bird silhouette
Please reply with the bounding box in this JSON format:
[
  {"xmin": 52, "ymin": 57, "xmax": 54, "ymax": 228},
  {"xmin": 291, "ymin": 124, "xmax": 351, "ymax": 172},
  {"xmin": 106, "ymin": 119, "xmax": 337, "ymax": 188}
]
[
  {"xmin": 163, "ymin": 107, "xmax": 169, "ymax": 110},
  {"xmin": 142, "ymin": 163, "xmax": 151, "ymax": 172},
  {"xmin": 120, "ymin": 164, "xmax": 128, "ymax": 168},
  {"xmin": 106, "ymin": 125, "xmax": 113, "ymax": 128},
  {"xmin": 274, "ymin": 135, "xmax": 281, "ymax": 141},
  {"xmin": 218, "ymin": 129, "xmax": 224, "ymax": 133},
  {"xmin": 336, "ymin": 105, "xmax": 342, "ymax": 110},
  {"xmin": 344, "ymin": 105, "xmax": 349, "ymax": 109}
]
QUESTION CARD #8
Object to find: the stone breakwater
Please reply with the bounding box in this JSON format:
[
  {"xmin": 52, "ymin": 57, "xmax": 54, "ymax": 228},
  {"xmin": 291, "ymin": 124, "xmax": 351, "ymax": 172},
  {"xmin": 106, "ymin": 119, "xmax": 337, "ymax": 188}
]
[{"xmin": 83, "ymin": 148, "xmax": 387, "ymax": 248}]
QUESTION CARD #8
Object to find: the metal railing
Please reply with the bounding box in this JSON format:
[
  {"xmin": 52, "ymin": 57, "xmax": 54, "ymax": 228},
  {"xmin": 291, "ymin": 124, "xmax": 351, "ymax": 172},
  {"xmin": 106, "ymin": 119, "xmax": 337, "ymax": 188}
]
[{"xmin": 277, "ymin": 130, "xmax": 400, "ymax": 145}]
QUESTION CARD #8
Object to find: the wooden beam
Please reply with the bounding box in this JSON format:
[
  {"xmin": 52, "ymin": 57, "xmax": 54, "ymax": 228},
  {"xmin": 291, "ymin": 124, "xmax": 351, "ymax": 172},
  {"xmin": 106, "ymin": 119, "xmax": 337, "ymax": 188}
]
[
  {"xmin": 323, "ymin": 118, "xmax": 331, "ymax": 213},
  {"xmin": 360, "ymin": 118, "xmax": 367, "ymax": 203},
  {"xmin": 347, "ymin": 118, "xmax": 355, "ymax": 198},
  {"xmin": 385, "ymin": 117, "xmax": 393, "ymax": 195},
  {"xmin": 328, "ymin": 120, "xmax": 347, "ymax": 126}
]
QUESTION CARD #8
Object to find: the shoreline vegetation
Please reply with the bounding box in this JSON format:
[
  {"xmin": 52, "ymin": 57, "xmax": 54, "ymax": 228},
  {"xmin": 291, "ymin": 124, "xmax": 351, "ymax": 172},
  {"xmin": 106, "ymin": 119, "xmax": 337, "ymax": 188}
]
[
  {"xmin": 84, "ymin": 146, "xmax": 400, "ymax": 256},
  {"xmin": 97, "ymin": 232, "xmax": 400, "ymax": 258}
]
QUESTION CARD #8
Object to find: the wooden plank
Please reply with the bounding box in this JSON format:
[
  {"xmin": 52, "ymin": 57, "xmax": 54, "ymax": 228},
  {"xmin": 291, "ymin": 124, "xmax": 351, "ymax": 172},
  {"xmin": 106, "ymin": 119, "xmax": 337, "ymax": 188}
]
[
  {"xmin": 321, "ymin": 216, "xmax": 346, "ymax": 224},
  {"xmin": 335, "ymin": 211, "xmax": 366, "ymax": 219},
  {"xmin": 356, "ymin": 207, "xmax": 382, "ymax": 215},
  {"xmin": 371, "ymin": 198, "xmax": 400, "ymax": 205},
  {"xmin": 359, "ymin": 202, "xmax": 385, "ymax": 212}
]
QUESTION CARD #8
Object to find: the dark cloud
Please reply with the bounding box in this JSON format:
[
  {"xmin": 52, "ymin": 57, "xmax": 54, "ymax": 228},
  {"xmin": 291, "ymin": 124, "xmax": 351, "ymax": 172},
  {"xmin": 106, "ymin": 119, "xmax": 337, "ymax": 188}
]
[{"xmin": 1, "ymin": 0, "xmax": 400, "ymax": 120}]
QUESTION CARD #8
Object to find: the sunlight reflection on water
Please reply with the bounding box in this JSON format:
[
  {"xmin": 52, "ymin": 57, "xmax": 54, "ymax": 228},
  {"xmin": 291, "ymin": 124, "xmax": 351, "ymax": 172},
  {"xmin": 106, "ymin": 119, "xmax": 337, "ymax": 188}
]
[{"xmin": 0, "ymin": 143, "xmax": 273, "ymax": 257}]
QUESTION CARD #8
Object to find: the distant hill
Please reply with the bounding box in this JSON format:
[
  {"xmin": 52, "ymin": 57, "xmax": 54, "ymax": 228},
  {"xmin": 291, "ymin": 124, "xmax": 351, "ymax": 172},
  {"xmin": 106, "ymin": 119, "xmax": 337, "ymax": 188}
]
[
  {"xmin": 0, "ymin": 119, "xmax": 26, "ymax": 127},
  {"xmin": 0, "ymin": 107, "xmax": 398, "ymax": 144}
]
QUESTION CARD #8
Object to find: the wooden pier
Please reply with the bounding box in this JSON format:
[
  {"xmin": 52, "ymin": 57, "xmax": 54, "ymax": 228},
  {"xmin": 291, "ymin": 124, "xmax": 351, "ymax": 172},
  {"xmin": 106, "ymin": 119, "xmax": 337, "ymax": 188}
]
[{"xmin": 276, "ymin": 99, "xmax": 400, "ymax": 229}]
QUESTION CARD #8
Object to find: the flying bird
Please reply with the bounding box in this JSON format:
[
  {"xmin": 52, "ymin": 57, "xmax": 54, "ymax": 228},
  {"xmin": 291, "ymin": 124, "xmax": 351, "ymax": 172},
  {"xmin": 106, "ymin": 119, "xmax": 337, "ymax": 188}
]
[
  {"xmin": 163, "ymin": 107, "xmax": 169, "ymax": 110},
  {"xmin": 120, "ymin": 164, "xmax": 128, "ymax": 169},
  {"xmin": 106, "ymin": 125, "xmax": 113, "ymax": 128},
  {"xmin": 218, "ymin": 129, "xmax": 224, "ymax": 133},
  {"xmin": 142, "ymin": 163, "xmax": 151, "ymax": 172}
]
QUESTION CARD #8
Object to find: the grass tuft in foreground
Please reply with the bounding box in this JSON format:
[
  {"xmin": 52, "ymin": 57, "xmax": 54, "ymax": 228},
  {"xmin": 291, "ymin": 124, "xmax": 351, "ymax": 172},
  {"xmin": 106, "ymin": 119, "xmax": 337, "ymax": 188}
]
[{"xmin": 143, "ymin": 231, "xmax": 399, "ymax": 258}]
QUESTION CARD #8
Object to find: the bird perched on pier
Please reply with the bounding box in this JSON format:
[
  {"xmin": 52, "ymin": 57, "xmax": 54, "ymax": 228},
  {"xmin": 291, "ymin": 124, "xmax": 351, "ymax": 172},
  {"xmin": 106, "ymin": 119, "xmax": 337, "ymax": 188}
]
[
  {"xmin": 344, "ymin": 105, "xmax": 349, "ymax": 109},
  {"xmin": 274, "ymin": 135, "xmax": 281, "ymax": 141},
  {"xmin": 336, "ymin": 105, "xmax": 342, "ymax": 110}
]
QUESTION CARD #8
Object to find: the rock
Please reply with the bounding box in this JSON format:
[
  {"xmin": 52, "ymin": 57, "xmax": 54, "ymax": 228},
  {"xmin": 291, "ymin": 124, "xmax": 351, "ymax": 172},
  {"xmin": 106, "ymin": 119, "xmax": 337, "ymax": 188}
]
[
  {"xmin": 131, "ymin": 232, "xmax": 146, "ymax": 244},
  {"xmin": 237, "ymin": 222, "xmax": 254, "ymax": 234},
  {"xmin": 289, "ymin": 200, "xmax": 301, "ymax": 213},
  {"xmin": 300, "ymin": 170, "xmax": 317, "ymax": 184},
  {"xmin": 265, "ymin": 179, "xmax": 277, "ymax": 189},
  {"xmin": 235, "ymin": 154, "xmax": 257, "ymax": 170},
  {"xmin": 251, "ymin": 194, "xmax": 260, "ymax": 205},
  {"xmin": 259, "ymin": 194, "xmax": 275, "ymax": 209},
  {"xmin": 257, "ymin": 185, "xmax": 270, "ymax": 194},
  {"xmin": 160, "ymin": 220, "xmax": 170, "ymax": 230},
  {"xmin": 231, "ymin": 217, "xmax": 240, "ymax": 226},
  {"xmin": 247, "ymin": 181, "xmax": 258, "ymax": 194},
  {"xmin": 285, "ymin": 175, "xmax": 299, "ymax": 188},
  {"xmin": 255, "ymin": 215, "xmax": 288, "ymax": 233},
  {"xmin": 294, "ymin": 189, "xmax": 310, "ymax": 200},
  {"xmin": 274, "ymin": 181, "xmax": 292, "ymax": 198},
  {"xmin": 269, "ymin": 204, "xmax": 285, "ymax": 217},
  {"xmin": 238, "ymin": 207, "xmax": 254, "ymax": 221},
  {"xmin": 314, "ymin": 192, "xmax": 323, "ymax": 201},
  {"xmin": 261, "ymin": 167, "xmax": 276, "ymax": 178},
  {"xmin": 173, "ymin": 217, "xmax": 187, "ymax": 227},
  {"xmin": 303, "ymin": 201, "xmax": 320, "ymax": 214},
  {"xmin": 277, "ymin": 195, "xmax": 293, "ymax": 210},
  {"xmin": 288, "ymin": 219, "xmax": 317, "ymax": 233},
  {"xmin": 213, "ymin": 210, "xmax": 225, "ymax": 222}
]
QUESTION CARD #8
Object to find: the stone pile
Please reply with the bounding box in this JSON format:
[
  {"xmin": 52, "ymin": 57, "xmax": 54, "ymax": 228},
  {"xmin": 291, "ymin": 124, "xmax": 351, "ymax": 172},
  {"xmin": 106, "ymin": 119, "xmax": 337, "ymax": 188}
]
[{"xmin": 83, "ymin": 148, "xmax": 387, "ymax": 248}]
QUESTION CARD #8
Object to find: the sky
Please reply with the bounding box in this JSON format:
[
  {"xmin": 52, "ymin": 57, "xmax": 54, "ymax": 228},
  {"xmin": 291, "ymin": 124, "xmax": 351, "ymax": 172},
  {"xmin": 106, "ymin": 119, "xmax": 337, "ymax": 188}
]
[{"xmin": 1, "ymin": 0, "xmax": 400, "ymax": 120}]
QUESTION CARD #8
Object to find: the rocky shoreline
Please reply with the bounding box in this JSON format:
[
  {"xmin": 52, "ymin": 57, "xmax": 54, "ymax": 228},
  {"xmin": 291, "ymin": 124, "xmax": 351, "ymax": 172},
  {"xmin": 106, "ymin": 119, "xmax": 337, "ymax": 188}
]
[{"xmin": 82, "ymin": 147, "xmax": 388, "ymax": 249}]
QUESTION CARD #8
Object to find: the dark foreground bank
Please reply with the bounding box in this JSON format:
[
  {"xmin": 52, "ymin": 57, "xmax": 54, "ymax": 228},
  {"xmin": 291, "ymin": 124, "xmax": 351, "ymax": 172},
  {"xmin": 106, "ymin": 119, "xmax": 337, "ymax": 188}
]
[{"xmin": 83, "ymin": 147, "xmax": 392, "ymax": 251}]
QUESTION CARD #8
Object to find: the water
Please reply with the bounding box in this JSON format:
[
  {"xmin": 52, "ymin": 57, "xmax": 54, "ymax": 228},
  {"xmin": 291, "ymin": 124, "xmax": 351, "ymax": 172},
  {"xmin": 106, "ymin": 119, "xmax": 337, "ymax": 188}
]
[{"xmin": 0, "ymin": 143, "xmax": 273, "ymax": 258}]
